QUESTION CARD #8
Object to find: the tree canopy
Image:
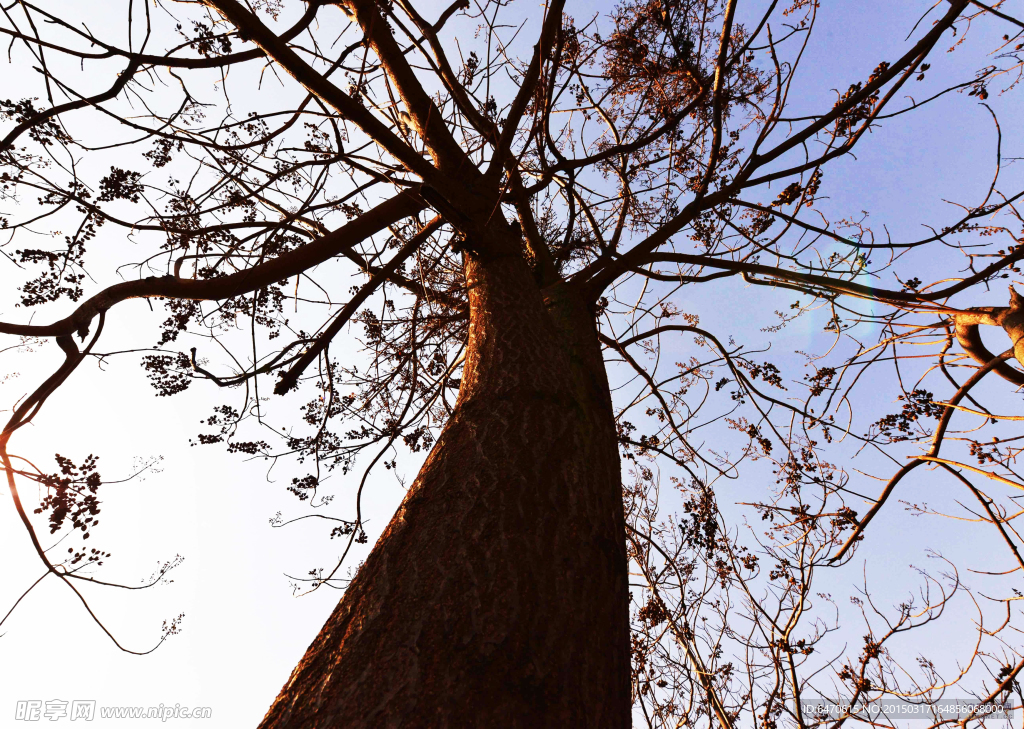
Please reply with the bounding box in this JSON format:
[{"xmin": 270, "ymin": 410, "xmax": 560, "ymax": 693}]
[{"xmin": 3, "ymin": 0, "xmax": 1024, "ymax": 725}]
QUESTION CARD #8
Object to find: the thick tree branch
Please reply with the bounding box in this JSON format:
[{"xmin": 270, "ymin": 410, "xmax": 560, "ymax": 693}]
[
  {"xmin": 0, "ymin": 190, "xmax": 425, "ymax": 338},
  {"xmin": 202, "ymin": 0, "xmax": 436, "ymax": 179},
  {"xmin": 343, "ymin": 0, "xmax": 471, "ymax": 174}
]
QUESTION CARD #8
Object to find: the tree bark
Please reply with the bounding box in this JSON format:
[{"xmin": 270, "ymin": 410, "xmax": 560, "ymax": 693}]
[{"xmin": 259, "ymin": 227, "xmax": 632, "ymax": 727}]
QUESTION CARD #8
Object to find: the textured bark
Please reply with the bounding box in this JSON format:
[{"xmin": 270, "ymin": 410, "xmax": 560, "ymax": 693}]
[{"xmin": 259, "ymin": 227, "xmax": 632, "ymax": 727}]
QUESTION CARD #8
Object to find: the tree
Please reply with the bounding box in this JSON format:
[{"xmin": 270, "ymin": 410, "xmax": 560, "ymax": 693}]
[{"xmin": 2, "ymin": 0, "xmax": 1024, "ymax": 725}]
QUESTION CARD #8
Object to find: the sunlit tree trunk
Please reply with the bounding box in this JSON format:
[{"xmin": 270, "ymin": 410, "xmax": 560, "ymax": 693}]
[{"xmin": 260, "ymin": 224, "xmax": 632, "ymax": 727}]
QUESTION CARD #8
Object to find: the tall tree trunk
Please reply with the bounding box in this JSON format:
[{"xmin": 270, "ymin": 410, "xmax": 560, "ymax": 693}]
[{"xmin": 260, "ymin": 230, "xmax": 631, "ymax": 727}]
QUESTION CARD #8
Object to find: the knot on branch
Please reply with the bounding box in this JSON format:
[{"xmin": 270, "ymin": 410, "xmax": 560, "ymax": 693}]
[
  {"xmin": 953, "ymin": 285, "xmax": 1024, "ymax": 386},
  {"xmin": 1002, "ymin": 285, "xmax": 1024, "ymax": 368}
]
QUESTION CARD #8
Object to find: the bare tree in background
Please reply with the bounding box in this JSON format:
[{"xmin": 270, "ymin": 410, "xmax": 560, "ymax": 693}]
[{"xmin": 2, "ymin": 0, "xmax": 1024, "ymax": 725}]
